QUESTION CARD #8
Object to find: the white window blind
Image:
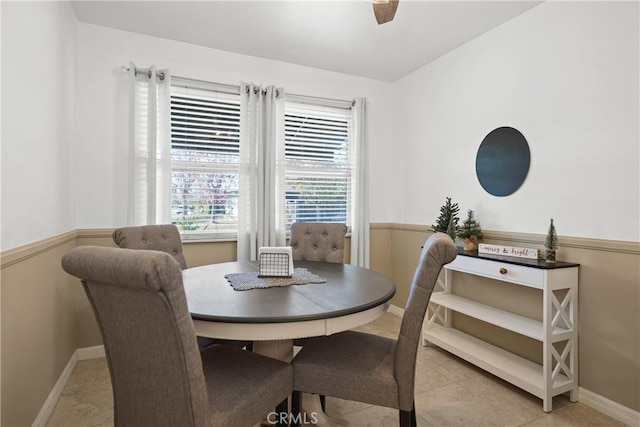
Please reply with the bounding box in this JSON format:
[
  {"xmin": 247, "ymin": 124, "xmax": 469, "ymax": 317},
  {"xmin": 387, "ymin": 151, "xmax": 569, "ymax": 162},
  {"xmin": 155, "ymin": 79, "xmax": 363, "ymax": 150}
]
[
  {"xmin": 170, "ymin": 81, "xmax": 241, "ymax": 237},
  {"xmin": 284, "ymin": 101, "xmax": 352, "ymax": 230}
]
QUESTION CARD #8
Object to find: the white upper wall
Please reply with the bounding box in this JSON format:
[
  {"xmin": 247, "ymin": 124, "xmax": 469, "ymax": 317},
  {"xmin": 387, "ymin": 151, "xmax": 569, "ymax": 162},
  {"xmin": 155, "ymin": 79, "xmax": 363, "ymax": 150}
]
[
  {"xmin": 1, "ymin": 1, "xmax": 77, "ymax": 251},
  {"xmin": 393, "ymin": 1, "xmax": 639, "ymax": 242},
  {"xmin": 74, "ymin": 23, "xmax": 396, "ymax": 229},
  {"xmin": 3, "ymin": 1, "xmax": 637, "ymax": 248}
]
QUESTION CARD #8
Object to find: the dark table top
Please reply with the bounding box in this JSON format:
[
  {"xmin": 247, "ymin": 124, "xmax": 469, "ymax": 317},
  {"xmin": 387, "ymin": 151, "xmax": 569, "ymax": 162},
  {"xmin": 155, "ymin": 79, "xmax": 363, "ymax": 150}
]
[
  {"xmin": 183, "ymin": 260, "xmax": 396, "ymax": 324},
  {"xmin": 456, "ymin": 248, "xmax": 580, "ymax": 269}
]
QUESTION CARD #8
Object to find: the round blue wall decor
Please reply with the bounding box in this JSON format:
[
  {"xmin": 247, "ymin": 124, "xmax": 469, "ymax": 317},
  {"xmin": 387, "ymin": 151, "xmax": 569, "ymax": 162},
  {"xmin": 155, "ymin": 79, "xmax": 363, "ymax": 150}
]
[{"xmin": 475, "ymin": 127, "xmax": 530, "ymax": 197}]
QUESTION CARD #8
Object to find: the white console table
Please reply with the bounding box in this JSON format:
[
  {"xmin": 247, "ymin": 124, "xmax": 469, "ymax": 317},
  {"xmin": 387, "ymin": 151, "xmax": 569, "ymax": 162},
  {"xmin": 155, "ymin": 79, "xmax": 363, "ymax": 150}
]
[{"xmin": 423, "ymin": 249, "xmax": 579, "ymax": 412}]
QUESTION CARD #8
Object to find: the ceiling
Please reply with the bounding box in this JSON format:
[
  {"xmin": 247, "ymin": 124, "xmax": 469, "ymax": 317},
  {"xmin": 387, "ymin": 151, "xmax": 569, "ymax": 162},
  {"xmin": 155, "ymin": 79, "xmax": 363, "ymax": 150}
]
[{"xmin": 71, "ymin": 0, "xmax": 543, "ymax": 82}]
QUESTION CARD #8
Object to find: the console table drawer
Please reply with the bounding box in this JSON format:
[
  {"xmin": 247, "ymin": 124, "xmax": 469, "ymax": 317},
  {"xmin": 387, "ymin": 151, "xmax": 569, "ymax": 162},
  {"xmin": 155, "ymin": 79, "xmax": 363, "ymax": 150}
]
[{"xmin": 446, "ymin": 255, "xmax": 545, "ymax": 288}]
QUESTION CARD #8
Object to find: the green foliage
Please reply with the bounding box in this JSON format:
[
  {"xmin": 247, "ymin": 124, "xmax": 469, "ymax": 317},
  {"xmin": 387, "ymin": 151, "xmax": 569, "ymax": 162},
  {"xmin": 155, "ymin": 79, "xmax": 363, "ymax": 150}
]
[
  {"xmin": 457, "ymin": 210, "xmax": 483, "ymax": 240},
  {"xmin": 545, "ymin": 218, "xmax": 558, "ymax": 249},
  {"xmin": 446, "ymin": 218, "xmax": 457, "ymax": 240},
  {"xmin": 431, "ymin": 197, "xmax": 460, "ymax": 240},
  {"xmin": 176, "ymin": 215, "xmax": 200, "ymax": 232}
]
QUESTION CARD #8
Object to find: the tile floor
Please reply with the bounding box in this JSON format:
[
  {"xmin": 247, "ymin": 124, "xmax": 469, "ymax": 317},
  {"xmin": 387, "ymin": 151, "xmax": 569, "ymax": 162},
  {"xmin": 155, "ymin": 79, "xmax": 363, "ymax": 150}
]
[{"xmin": 47, "ymin": 313, "xmax": 625, "ymax": 427}]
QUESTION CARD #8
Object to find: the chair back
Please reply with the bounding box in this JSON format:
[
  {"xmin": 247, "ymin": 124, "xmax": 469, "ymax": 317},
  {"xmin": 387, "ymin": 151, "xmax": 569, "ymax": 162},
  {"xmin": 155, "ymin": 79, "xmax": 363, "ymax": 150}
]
[
  {"xmin": 394, "ymin": 232, "xmax": 457, "ymax": 409},
  {"xmin": 290, "ymin": 222, "xmax": 347, "ymax": 263},
  {"xmin": 112, "ymin": 224, "xmax": 187, "ymax": 270},
  {"xmin": 62, "ymin": 246, "xmax": 209, "ymax": 427}
]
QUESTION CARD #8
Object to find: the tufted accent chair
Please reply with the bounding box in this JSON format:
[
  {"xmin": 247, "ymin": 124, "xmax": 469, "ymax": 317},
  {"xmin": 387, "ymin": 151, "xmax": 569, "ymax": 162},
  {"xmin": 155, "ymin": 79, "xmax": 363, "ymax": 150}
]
[
  {"xmin": 289, "ymin": 222, "xmax": 347, "ymax": 411},
  {"xmin": 112, "ymin": 224, "xmax": 251, "ymax": 351},
  {"xmin": 112, "ymin": 224, "xmax": 187, "ymax": 270},
  {"xmin": 291, "ymin": 233, "xmax": 458, "ymax": 427},
  {"xmin": 61, "ymin": 246, "xmax": 292, "ymax": 427},
  {"xmin": 290, "ymin": 223, "xmax": 347, "ymax": 264}
]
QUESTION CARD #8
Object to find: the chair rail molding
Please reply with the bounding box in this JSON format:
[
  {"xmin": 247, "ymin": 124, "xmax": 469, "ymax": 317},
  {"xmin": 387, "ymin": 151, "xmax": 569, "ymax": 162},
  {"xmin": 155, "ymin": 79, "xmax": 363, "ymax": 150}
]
[
  {"xmin": 371, "ymin": 223, "xmax": 639, "ymax": 254},
  {"xmin": 3, "ymin": 226, "xmax": 636, "ymax": 269},
  {"xmin": 0, "ymin": 230, "xmax": 77, "ymax": 268}
]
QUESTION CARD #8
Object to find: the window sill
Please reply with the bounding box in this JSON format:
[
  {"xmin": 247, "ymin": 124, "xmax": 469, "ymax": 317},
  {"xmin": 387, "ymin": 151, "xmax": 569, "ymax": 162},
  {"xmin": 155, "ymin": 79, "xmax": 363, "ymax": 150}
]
[
  {"xmin": 180, "ymin": 232, "xmax": 237, "ymax": 243},
  {"xmin": 180, "ymin": 231, "xmax": 352, "ymax": 244}
]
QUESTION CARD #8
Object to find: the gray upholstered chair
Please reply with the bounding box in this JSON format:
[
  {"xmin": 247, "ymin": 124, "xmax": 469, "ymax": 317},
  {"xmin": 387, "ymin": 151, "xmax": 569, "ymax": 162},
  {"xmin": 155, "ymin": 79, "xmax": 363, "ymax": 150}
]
[
  {"xmin": 290, "ymin": 222, "xmax": 347, "ymax": 264},
  {"xmin": 62, "ymin": 246, "xmax": 292, "ymax": 427},
  {"xmin": 112, "ymin": 224, "xmax": 188, "ymax": 269},
  {"xmin": 290, "ymin": 233, "xmax": 457, "ymax": 427},
  {"xmin": 112, "ymin": 224, "xmax": 250, "ymax": 350},
  {"xmin": 289, "ymin": 222, "xmax": 347, "ymax": 411}
]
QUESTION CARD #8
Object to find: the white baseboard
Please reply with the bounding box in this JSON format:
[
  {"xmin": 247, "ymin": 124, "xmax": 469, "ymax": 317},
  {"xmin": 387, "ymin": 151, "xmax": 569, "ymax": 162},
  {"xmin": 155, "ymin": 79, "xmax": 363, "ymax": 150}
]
[
  {"xmin": 31, "ymin": 351, "xmax": 78, "ymax": 426},
  {"xmin": 388, "ymin": 304, "xmax": 404, "ymax": 317},
  {"xmin": 578, "ymin": 387, "xmax": 640, "ymax": 426},
  {"xmin": 77, "ymin": 345, "xmax": 105, "ymax": 360},
  {"xmin": 31, "ymin": 346, "xmax": 105, "ymax": 427}
]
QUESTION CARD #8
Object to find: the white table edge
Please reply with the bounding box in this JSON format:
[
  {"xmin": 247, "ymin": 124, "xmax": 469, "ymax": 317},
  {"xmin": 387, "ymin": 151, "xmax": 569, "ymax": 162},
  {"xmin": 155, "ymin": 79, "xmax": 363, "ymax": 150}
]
[{"xmin": 193, "ymin": 301, "xmax": 391, "ymax": 341}]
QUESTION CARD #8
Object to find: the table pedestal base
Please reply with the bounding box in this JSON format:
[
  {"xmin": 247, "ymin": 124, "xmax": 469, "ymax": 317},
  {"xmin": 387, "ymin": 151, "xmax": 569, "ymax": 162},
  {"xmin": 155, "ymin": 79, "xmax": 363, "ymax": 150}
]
[
  {"xmin": 253, "ymin": 339, "xmax": 294, "ymax": 362},
  {"xmin": 252, "ymin": 340, "xmax": 339, "ymax": 426},
  {"xmin": 300, "ymin": 393, "xmax": 342, "ymax": 426}
]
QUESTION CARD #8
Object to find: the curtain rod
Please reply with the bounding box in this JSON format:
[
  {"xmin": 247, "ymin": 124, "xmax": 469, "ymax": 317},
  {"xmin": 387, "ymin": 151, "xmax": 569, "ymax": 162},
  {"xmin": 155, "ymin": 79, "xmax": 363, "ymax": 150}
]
[
  {"xmin": 173, "ymin": 76, "xmax": 240, "ymax": 95},
  {"xmin": 120, "ymin": 66, "xmax": 166, "ymax": 81},
  {"xmin": 286, "ymin": 92, "xmax": 354, "ymax": 109},
  {"xmin": 243, "ymin": 84, "xmax": 281, "ymax": 98},
  {"xmin": 121, "ymin": 65, "xmax": 354, "ymax": 107}
]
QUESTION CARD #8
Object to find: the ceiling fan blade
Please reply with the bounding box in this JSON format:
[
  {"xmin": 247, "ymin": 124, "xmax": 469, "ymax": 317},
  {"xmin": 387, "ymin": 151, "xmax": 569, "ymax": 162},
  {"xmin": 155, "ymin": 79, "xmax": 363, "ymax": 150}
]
[{"xmin": 373, "ymin": 0, "xmax": 399, "ymax": 25}]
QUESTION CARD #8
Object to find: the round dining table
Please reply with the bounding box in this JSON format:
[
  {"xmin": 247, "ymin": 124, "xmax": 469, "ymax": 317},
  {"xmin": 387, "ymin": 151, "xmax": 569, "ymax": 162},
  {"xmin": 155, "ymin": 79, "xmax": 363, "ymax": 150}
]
[
  {"xmin": 183, "ymin": 260, "xmax": 396, "ymax": 361},
  {"xmin": 183, "ymin": 260, "xmax": 396, "ymax": 425}
]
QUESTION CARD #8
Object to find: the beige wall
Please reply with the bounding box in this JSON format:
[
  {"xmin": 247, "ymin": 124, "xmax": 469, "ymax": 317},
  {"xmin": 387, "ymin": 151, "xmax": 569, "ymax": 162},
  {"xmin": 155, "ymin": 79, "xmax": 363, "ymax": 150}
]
[
  {"xmin": 73, "ymin": 233, "xmax": 241, "ymax": 347},
  {"xmin": 379, "ymin": 226, "xmax": 640, "ymax": 413},
  {"xmin": 1, "ymin": 225, "xmax": 638, "ymax": 425},
  {"xmin": 1, "ymin": 233, "xmax": 79, "ymax": 426}
]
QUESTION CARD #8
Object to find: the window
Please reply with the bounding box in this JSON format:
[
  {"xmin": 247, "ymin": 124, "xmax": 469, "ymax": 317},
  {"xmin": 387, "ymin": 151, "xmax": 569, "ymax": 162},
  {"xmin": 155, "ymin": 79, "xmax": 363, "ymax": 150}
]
[
  {"xmin": 284, "ymin": 100, "xmax": 352, "ymax": 231},
  {"xmin": 169, "ymin": 79, "xmax": 355, "ymax": 239},
  {"xmin": 170, "ymin": 80, "xmax": 241, "ymax": 238}
]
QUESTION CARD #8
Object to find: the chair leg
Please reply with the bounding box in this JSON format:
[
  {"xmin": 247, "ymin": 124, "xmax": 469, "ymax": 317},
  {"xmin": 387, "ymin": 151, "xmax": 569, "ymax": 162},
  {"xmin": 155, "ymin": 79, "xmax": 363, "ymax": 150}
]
[
  {"xmin": 275, "ymin": 398, "xmax": 288, "ymax": 427},
  {"xmin": 411, "ymin": 401, "xmax": 417, "ymax": 427},
  {"xmin": 291, "ymin": 391, "xmax": 302, "ymax": 427},
  {"xmin": 399, "ymin": 400, "xmax": 417, "ymax": 427},
  {"xmin": 399, "ymin": 410, "xmax": 411, "ymax": 427}
]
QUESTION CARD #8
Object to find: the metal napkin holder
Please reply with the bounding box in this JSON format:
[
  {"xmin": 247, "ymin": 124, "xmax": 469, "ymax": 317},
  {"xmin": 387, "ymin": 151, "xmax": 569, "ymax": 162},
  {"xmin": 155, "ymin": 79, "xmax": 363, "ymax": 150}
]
[{"xmin": 258, "ymin": 246, "xmax": 294, "ymax": 278}]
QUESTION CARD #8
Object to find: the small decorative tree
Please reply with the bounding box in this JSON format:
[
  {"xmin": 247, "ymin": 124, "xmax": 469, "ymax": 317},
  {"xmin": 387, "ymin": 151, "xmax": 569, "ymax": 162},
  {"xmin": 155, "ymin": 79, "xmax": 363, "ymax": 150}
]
[
  {"xmin": 431, "ymin": 197, "xmax": 460, "ymax": 241},
  {"xmin": 446, "ymin": 218, "xmax": 456, "ymax": 242},
  {"xmin": 457, "ymin": 210, "xmax": 483, "ymax": 251},
  {"xmin": 545, "ymin": 218, "xmax": 558, "ymax": 262}
]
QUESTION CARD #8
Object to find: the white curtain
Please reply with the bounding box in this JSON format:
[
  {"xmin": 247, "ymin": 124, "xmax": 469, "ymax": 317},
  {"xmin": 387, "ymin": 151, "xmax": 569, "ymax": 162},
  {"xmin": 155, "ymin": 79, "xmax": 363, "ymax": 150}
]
[
  {"xmin": 350, "ymin": 98, "xmax": 370, "ymax": 268},
  {"xmin": 127, "ymin": 62, "xmax": 172, "ymax": 225},
  {"xmin": 237, "ymin": 83, "xmax": 286, "ymax": 261}
]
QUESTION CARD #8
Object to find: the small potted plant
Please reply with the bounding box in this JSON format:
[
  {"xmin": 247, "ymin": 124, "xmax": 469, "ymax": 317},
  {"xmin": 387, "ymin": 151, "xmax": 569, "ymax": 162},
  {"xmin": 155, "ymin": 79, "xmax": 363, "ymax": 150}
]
[
  {"xmin": 545, "ymin": 218, "xmax": 558, "ymax": 263},
  {"xmin": 457, "ymin": 210, "xmax": 483, "ymax": 251}
]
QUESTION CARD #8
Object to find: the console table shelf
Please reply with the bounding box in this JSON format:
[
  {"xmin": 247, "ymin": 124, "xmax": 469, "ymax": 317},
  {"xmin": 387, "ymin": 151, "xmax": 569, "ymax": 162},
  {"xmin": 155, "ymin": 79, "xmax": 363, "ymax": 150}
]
[
  {"xmin": 423, "ymin": 249, "xmax": 579, "ymax": 412},
  {"xmin": 423, "ymin": 327, "xmax": 574, "ymax": 398},
  {"xmin": 429, "ymin": 293, "xmax": 572, "ymax": 341}
]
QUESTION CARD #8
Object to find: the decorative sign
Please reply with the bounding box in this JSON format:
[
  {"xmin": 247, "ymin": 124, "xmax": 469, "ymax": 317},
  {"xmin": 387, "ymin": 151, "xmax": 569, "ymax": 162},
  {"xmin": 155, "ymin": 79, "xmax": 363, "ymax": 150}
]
[{"xmin": 478, "ymin": 243, "xmax": 539, "ymax": 260}]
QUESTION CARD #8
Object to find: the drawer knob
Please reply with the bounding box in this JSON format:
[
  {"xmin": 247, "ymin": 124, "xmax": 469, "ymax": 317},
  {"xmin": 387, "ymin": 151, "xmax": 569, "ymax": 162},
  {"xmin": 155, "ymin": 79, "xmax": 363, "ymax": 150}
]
[{"xmin": 499, "ymin": 267, "xmax": 508, "ymax": 275}]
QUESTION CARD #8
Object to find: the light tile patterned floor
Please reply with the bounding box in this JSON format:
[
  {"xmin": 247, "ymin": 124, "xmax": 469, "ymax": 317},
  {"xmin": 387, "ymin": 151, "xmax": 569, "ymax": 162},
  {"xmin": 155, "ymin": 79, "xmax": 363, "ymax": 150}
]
[{"xmin": 47, "ymin": 313, "xmax": 625, "ymax": 427}]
